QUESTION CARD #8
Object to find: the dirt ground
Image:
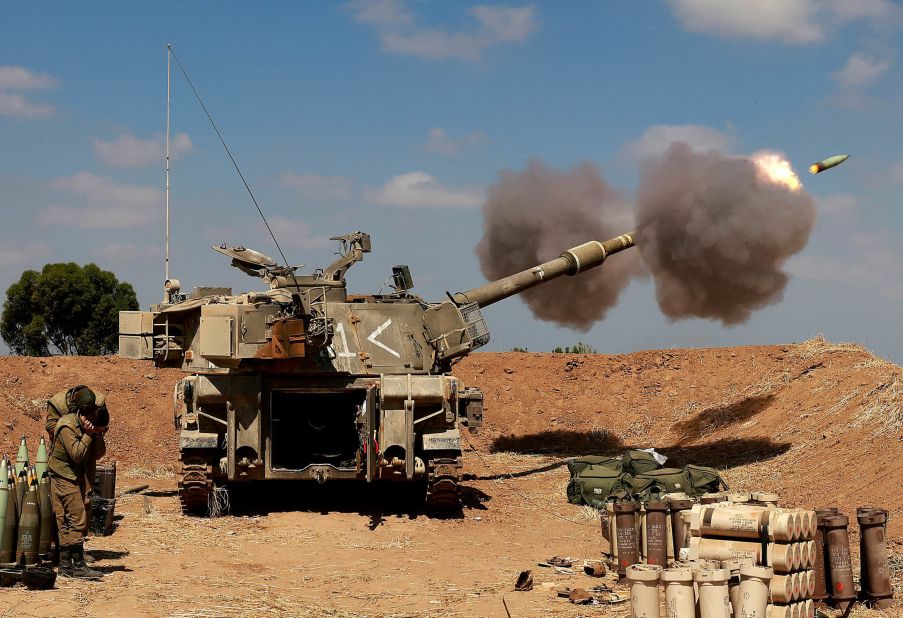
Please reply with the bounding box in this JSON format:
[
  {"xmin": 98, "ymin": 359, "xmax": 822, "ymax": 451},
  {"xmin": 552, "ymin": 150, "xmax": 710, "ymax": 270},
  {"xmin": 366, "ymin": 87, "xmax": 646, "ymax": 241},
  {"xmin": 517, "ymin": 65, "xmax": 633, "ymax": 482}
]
[{"xmin": 1, "ymin": 336, "xmax": 900, "ymax": 617}]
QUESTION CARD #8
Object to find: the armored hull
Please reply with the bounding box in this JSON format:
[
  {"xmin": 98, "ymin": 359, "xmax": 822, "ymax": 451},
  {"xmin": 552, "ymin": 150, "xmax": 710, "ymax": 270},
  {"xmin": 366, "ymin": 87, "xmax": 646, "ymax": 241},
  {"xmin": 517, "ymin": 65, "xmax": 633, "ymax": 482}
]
[{"xmin": 120, "ymin": 232, "xmax": 634, "ymax": 513}]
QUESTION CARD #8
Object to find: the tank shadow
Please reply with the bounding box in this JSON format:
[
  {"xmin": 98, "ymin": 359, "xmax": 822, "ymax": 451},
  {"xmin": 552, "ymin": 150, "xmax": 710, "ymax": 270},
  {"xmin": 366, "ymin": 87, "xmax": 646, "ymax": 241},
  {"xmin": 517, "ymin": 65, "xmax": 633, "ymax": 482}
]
[
  {"xmin": 223, "ymin": 481, "xmax": 475, "ymax": 523},
  {"xmin": 474, "ymin": 459, "xmax": 567, "ymax": 481},
  {"xmin": 488, "ymin": 432, "xmax": 790, "ymax": 469},
  {"xmin": 87, "ymin": 549, "xmax": 130, "ymax": 561},
  {"xmin": 672, "ymin": 394, "xmax": 776, "ymax": 442},
  {"xmin": 490, "ymin": 429, "xmax": 625, "ymax": 455}
]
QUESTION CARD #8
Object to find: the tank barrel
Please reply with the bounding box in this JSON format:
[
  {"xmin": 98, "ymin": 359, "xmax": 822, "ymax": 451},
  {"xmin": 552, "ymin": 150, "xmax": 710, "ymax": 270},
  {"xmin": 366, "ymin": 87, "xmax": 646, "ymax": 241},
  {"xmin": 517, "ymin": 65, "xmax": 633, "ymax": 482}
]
[{"xmin": 454, "ymin": 232, "xmax": 636, "ymax": 308}]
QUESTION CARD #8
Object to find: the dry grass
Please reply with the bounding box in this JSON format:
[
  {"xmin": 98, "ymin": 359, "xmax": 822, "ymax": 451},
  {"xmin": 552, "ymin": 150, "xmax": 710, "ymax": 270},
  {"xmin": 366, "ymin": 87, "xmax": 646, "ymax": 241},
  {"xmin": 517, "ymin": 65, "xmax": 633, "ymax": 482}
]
[
  {"xmin": 121, "ymin": 465, "xmax": 177, "ymax": 479},
  {"xmin": 790, "ymin": 335, "xmax": 869, "ymax": 360}
]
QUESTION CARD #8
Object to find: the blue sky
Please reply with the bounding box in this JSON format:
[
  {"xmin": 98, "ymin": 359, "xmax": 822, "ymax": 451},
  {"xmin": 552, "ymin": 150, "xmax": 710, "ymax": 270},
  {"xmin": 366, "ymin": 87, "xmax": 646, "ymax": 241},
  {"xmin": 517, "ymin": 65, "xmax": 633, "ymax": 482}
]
[{"xmin": 1, "ymin": 1, "xmax": 901, "ymax": 361}]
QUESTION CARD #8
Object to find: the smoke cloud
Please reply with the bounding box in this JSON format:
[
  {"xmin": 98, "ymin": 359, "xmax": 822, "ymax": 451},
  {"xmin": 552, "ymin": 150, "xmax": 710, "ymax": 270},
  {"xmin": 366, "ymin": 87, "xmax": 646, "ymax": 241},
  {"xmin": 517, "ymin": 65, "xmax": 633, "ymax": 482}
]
[
  {"xmin": 636, "ymin": 143, "xmax": 816, "ymax": 324},
  {"xmin": 477, "ymin": 143, "xmax": 816, "ymax": 329},
  {"xmin": 476, "ymin": 159, "xmax": 641, "ymax": 330}
]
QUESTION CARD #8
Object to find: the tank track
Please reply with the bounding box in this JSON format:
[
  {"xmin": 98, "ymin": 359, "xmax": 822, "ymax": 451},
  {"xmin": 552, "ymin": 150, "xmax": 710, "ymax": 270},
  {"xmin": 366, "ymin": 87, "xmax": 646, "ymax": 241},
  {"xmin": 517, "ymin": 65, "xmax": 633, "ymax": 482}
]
[
  {"xmin": 178, "ymin": 454, "xmax": 214, "ymax": 516},
  {"xmin": 425, "ymin": 456, "xmax": 462, "ymax": 513}
]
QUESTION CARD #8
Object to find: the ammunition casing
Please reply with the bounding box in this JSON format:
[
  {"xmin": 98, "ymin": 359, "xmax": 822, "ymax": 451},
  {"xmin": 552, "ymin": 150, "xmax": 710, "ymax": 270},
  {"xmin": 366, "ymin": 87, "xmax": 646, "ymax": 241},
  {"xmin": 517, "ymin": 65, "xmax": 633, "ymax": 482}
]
[
  {"xmin": 739, "ymin": 565, "xmax": 773, "ymax": 618},
  {"xmin": 695, "ymin": 568, "xmax": 731, "ymax": 618},
  {"xmin": 690, "ymin": 537, "xmax": 762, "ymax": 563},
  {"xmin": 810, "ymin": 508, "xmax": 837, "ymax": 602},
  {"xmin": 856, "ymin": 507, "xmax": 893, "ymax": 609},
  {"xmin": 669, "ymin": 498, "xmax": 694, "ymax": 554},
  {"xmin": 822, "ymin": 514, "xmax": 855, "ymax": 611},
  {"xmin": 614, "ymin": 502, "xmax": 640, "ymax": 577},
  {"xmin": 694, "ymin": 505, "xmax": 769, "ymax": 539},
  {"xmin": 645, "ymin": 501, "xmax": 669, "ymax": 567},
  {"xmin": 662, "ymin": 568, "xmax": 695, "ymax": 618},
  {"xmin": 627, "ymin": 564, "xmax": 662, "ymax": 618},
  {"xmin": 769, "ymin": 574, "xmax": 794, "ymax": 604}
]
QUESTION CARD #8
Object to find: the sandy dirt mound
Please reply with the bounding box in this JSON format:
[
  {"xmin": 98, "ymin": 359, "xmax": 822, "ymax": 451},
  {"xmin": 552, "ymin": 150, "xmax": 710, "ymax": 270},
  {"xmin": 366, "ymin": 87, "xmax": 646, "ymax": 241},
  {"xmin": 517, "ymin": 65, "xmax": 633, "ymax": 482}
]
[{"xmin": 0, "ymin": 337, "xmax": 899, "ymax": 617}]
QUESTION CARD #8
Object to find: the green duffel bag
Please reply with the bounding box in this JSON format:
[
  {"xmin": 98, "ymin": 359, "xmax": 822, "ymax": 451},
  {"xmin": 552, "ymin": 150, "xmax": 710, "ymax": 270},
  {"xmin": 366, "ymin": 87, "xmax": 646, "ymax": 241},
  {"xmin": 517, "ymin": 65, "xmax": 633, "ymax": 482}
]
[
  {"xmin": 621, "ymin": 449, "xmax": 663, "ymax": 476},
  {"xmin": 629, "ymin": 468, "xmax": 692, "ymax": 500},
  {"xmin": 684, "ymin": 464, "xmax": 727, "ymax": 496},
  {"xmin": 567, "ymin": 455, "xmax": 622, "ymax": 478},
  {"xmin": 567, "ymin": 467, "xmax": 628, "ymax": 507}
]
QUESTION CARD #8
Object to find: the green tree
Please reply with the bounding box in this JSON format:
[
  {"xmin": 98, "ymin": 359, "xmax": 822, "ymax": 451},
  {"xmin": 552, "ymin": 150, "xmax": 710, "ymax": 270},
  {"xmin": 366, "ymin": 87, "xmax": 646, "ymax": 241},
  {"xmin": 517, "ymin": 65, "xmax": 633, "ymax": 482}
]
[
  {"xmin": 1, "ymin": 263, "xmax": 138, "ymax": 356},
  {"xmin": 552, "ymin": 341, "xmax": 598, "ymax": 354}
]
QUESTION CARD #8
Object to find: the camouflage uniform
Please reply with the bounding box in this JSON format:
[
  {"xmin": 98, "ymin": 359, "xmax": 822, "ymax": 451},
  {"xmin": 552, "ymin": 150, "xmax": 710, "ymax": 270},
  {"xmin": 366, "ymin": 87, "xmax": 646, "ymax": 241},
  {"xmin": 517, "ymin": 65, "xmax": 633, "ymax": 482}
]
[{"xmin": 49, "ymin": 412, "xmax": 106, "ymax": 546}]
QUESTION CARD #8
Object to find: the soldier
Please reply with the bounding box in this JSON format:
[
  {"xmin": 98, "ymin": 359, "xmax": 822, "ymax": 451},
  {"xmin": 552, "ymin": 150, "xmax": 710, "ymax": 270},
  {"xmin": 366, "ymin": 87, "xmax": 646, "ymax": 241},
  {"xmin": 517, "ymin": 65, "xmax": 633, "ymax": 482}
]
[{"xmin": 48, "ymin": 401, "xmax": 109, "ymax": 579}]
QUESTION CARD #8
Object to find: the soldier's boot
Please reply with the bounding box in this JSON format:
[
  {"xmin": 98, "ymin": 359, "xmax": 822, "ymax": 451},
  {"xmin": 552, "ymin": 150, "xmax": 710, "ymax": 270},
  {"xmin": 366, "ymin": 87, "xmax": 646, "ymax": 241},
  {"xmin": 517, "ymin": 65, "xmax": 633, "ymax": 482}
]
[
  {"xmin": 57, "ymin": 544, "xmax": 102, "ymax": 580},
  {"xmin": 83, "ymin": 550, "xmax": 96, "ymax": 564}
]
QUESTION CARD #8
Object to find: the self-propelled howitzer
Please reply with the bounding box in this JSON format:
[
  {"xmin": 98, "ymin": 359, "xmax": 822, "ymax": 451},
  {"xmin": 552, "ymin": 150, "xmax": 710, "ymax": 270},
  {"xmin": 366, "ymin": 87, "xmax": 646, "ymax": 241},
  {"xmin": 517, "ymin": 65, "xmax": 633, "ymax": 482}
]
[{"xmin": 119, "ymin": 231, "xmax": 636, "ymax": 513}]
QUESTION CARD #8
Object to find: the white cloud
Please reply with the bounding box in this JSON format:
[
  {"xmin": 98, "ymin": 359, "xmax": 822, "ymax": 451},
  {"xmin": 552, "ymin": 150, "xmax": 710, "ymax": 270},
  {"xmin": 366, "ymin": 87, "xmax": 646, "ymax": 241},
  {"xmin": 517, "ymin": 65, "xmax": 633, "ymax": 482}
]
[
  {"xmin": 0, "ymin": 66, "xmax": 60, "ymax": 90},
  {"xmin": 263, "ymin": 216, "xmax": 331, "ymax": 249},
  {"xmin": 0, "ymin": 242, "xmax": 51, "ymax": 268},
  {"xmin": 349, "ymin": 2, "xmax": 539, "ymax": 61},
  {"xmin": 623, "ymin": 124, "xmax": 736, "ymax": 160},
  {"xmin": 0, "ymin": 65, "xmax": 60, "ymax": 119},
  {"xmin": 789, "ymin": 231, "xmax": 903, "ymax": 299},
  {"xmin": 364, "ymin": 172, "xmax": 483, "ymax": 208},
  {"xmin": 666, "ymin": 0, "xmax": 823, "ymax": 43},
  {"xmin": 279, "ymin": 172, "xmax": 354, "ymax": 200},
  {"xmin": 425, "ymin": 128, "xmax": 487, "ymax": 155},
  {"xmin": 0, "ymin": 92, "xmax": 56, "ymax": 118},
  {"xmin": 41, "ymin": 172, "xmax": 161, "ymax": 228},
  {"xmin": 831, "ymin": 53, "xmax": 891, "ymax": 89},
  {"xmin": 92, "ymin": 132, "xmax": 192, "ymax": 168},
  {"xmin": 666, "ymin": 0, "xmax": 903, "ymax": 44},
  {"xmin": 92, "ymin": 243, "xmax": 163, "ymax": 262}
]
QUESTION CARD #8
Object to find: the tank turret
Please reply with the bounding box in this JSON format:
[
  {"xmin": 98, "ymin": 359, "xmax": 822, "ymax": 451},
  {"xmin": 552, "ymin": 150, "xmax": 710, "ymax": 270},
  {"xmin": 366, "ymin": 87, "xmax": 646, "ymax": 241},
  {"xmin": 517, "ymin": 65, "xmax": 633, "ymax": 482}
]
[{"xmin": 119, "ymin": 231, "xmax": 637, "ymax": 513}]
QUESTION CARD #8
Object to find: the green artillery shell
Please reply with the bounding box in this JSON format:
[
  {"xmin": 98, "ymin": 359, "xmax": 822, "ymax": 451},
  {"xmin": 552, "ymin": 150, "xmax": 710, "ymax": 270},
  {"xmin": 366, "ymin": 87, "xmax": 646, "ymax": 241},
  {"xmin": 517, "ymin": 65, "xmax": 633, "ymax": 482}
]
[
  {"xmin": 35, "ymin": 437, "xmax": 48, "ymax": 481},
  {"xmin": 37, "ymin": 476, "xmax": 52, "ymax": 557},
  {"xmin": 14, "ymin": 437, "xmax": 29, "ymax": 476},
  {"xmin": 1, "ymin": 469, "xmax": 19, "ymax": 564},
  {"xmin": 16, "ymin": 483, "xmax": 40, "ymax": 565},
  {"xmin": 809, "ymin": 154, "xmax": 849, "ymax": 174}
]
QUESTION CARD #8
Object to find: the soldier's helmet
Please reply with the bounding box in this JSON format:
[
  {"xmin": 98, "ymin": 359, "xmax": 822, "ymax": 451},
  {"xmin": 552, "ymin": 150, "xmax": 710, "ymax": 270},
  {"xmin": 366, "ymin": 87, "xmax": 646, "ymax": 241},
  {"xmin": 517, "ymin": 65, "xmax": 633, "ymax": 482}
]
[{"xmin": 68, "ymin": 385, "xmax": 97, "ymax": 413}]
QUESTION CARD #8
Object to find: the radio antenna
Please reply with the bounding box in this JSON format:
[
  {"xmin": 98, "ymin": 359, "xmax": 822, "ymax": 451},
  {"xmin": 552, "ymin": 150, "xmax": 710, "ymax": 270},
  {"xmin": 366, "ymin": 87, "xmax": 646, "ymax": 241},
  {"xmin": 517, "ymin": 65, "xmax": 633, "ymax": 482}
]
[{"xmin": 164, "ymin": 43, "xmax": 172, "ymax": 283}]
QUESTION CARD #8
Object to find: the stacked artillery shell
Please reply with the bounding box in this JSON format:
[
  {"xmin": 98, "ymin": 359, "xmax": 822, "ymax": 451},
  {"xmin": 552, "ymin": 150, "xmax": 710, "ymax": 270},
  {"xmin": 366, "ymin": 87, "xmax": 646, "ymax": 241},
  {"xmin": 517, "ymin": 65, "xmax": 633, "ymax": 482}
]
[
  {"xmin": 686, "ymin": 503, "xmax": 819, "ymax": 612},
  {"xmin": 16, "ymin": 471, "xmax": 40, "ymax": 565},
  {"xmin": 856, "ymin": 507, "xmax": 893, "ymax": 609},
  {"xmin": 35, "ymin": 439, "xmax": 52, "ymax": 558},
  {"xmin": 0, "ymin": 457, "xmax": 17, "ymax": 565},
  {"xmin": 0, "ymin": 459, "xmax": 10, "ymax": 563},
  {"xmin": 14, "ymin": 437, "xmax": 29, "ymax": 476}
]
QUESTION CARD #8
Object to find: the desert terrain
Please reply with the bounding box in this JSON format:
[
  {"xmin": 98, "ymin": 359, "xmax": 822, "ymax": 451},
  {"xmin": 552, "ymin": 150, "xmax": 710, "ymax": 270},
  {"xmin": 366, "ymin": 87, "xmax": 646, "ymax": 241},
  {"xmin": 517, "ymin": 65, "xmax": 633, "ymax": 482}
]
[{"xmin": 0, "ymin": 336, "xmax": 900, "ymax": 617}]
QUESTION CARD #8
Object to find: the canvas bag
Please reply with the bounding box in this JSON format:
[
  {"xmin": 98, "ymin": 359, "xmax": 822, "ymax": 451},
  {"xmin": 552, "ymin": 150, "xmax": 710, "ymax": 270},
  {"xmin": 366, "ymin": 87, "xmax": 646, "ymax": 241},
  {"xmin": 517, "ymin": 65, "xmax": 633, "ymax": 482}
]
[
  {"xmin": 629, "ymin": 468, "xmax": 692, "ymax": 500},
  {"xmin": 567, "ymin": 467, "xmax": 629, "ymax": 507},
  {"xmin": 683, "ymin": 464, "xmax": 727, "ymax": 496},
  {"xmin": 567, "ymin": 455, "xmax": 621, "ymax": 478},
  {"xmin": 621, "ymin": 449, "xmax": 663, "ymax": 476}
]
